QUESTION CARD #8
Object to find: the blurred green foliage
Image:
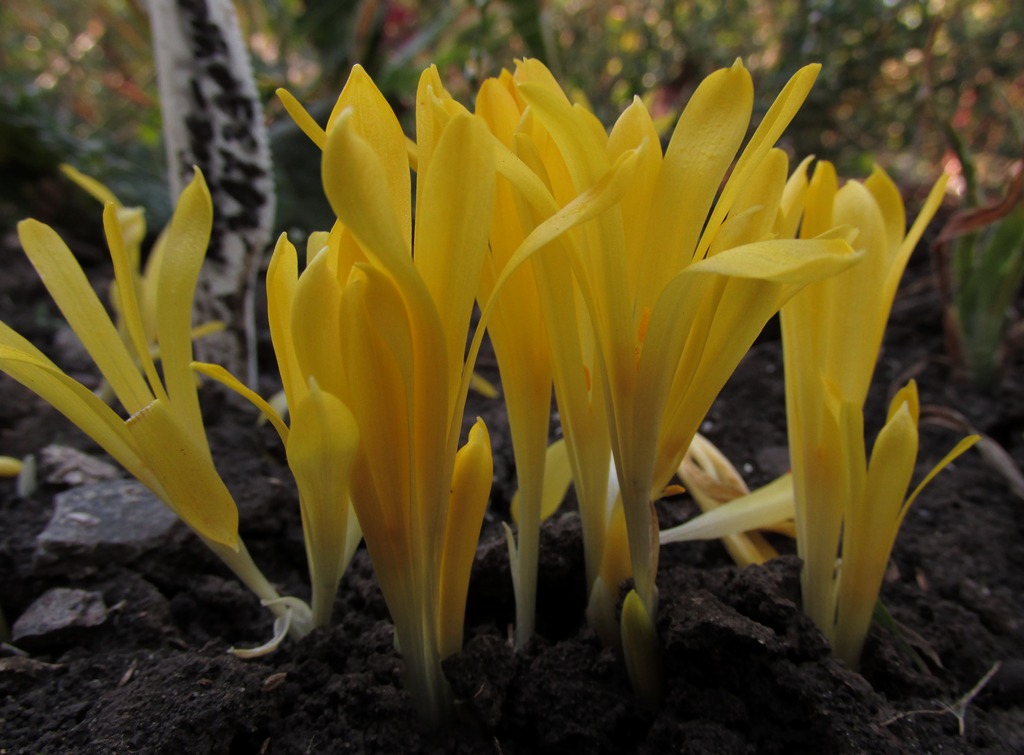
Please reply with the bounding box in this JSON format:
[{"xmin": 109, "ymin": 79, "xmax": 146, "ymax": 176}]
[{"xmin": 1, "ymin": 0, "xmax": 1021, "ymax": 230}]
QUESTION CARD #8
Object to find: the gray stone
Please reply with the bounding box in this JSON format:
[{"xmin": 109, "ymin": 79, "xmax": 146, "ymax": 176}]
[
  {"xmin": 755, "ymin": 445, "xmax": 791, "ymax": 479},
  {"xmin": 34, "ymin": 479, "xmax": 185, "ymax": 574},
  {"xmin": 11, "ymin": 588, "xmax": 107, "ymax": 649},
  {"xmin": 40, "ymin": 445, "xmax": 121, "ymax": 486}
]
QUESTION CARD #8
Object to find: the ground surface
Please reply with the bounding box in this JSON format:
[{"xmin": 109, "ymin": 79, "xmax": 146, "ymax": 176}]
[{"xmin": 1, "ymin": 203, "xmax": 1023, "ymax": 754}]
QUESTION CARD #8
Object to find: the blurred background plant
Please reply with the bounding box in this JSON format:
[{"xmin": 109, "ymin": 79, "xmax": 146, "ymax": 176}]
[{"xmin": 2, "ymin": 0, "xmax": 1020, "ymax": 237}]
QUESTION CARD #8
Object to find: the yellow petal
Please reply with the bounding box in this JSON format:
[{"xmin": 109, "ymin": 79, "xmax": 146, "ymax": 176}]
[
  {"xmin": 61, "ymin": 164, "xmax": 120, "ymax": 205},
  {"xmin": 621, "ymin": 589, "xmax": 662, "ymax": 706},
  {"xmin": 339, "ymin": 266, "xmax": 413, "ymax": 590},
  {"xmin": 864, "ymin": 165, "xmax": 906, "ymax": 257},
  {"xmin": 125, "ymin": 397, "xmax": 239, "ymax": 549},
  {"xmin": 16, "ymin": 219, "xmax": 152, "ymax": 413},
  {"xmin": 192, "ymin": 361, "xmax": 290, "ymax": 445},
  {"xmin": 414, "ymin": 114, "xmax": 496, "ymax": 391},
  {"xmin": 326, "ymin": 65, "xmax": 411, "ymax": 245},
  {"xmin": 695, "ymin": 63, "xmax": 820, "ymax": 260},
  {"xmin": 290, "ymin": 246, "xmax": 345, "ymax": 399},
  {"xmin": 153, "ymin": 170, "xmax": 214, "ymax": 432},
  {"xmin": 103, "ymin": 202, "xmax": 167, "ymax": 405},
  {"xmin": 287, "ymin": 381, "xmax": 361, "ymax": 626},
  {"xmin": 0, "ymin": 456, "xmax": 22, "ymax": 477},
  {"xmin": 661, "ymin": 473, "xmax": 794, "ymax": 544},
  {"xmin": 322, "ymin": 108, "xmax": 424, "ymax": 301},
  {"xmin": 266, "ymin": 234, "xmax": 304, "ymax": 408},
  {"xmin": 637, "ymin": 60, "xmax": 753, "ymax": 307},
  {"xmin": 276, "ymin": 88, "xmax": 326, "ymax": 149},
  {"xmin": 438, "ymin": 418, "xmax": 492, "ymax": 658},
  {"xmin": 0, "ymin": 343, "xmax": 144, "ymax": 480}
]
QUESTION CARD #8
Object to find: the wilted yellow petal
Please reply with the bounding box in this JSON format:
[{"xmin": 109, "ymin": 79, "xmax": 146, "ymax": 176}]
[{"xmin": 661, "ymin": 473, "xmax": 794, "ymax": 544}]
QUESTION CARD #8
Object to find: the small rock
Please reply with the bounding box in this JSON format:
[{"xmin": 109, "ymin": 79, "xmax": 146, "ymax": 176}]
[
  {"xmin": 11, "ymin": 587, "xmax": 107, "ymax": 649},
  {"xmin": 34, "ymin": 479, "xmax": 184, "ymax": 574},
  {"xmin": 755, "ymin": 445, "xmax": 790, "ymax": 478},
  {"xmin": 40, "ymin": 445, "xmax": 121, "ymax": 486}
]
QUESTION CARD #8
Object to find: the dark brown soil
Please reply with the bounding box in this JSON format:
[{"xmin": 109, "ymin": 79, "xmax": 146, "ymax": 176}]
[{"xmin": 1, "ymin": 204, "xmax": 1023, "ymax": 754}]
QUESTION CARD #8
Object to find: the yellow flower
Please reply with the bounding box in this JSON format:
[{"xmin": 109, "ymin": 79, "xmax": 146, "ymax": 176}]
[
  {"xmin": 481, "ymin": 59, "xmax": 856, "ymax": 701},
  {"xmin": 0, "ymin": 171, "xmax": 301, "ymax": 639},
  {"xmin": 279, "ymin": 65, "xmax": 497, "ymax": 726},
  {"xmin": 780, "ymin": 162, "xmax": 978, "ymax": 665},
  {"xmin": 60, "ymin": 165, "xmax": 223, "ymax": 402},
  {"xmin": 475, "ymin": 70, "xmax": 559, "ymax": 648}
]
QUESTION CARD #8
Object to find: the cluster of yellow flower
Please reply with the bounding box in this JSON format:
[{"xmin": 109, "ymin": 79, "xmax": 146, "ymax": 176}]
[{"xmin": 0, "ymin": 59, "xmax": 975, "ymax": 726}]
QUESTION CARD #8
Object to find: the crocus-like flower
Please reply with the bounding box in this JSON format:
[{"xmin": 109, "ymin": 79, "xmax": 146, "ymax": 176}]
[
  {"xmin": 475, "ymin": 71, "xmax": 559, "ymax": 648},
  {"xmin": 0, "ymin": 171, "xmax": 303, "ymax": 639},
  {"xmin": 779, "ymin": 162, "xmax": 978, "ymax": 665},
  {"xmin": 278, "ymin": 65, "xmax": 497, "ymax": 727},
  {"xmin": 60, "ymin": 165, "xmax": 224, "ymax": 399},
  {"xmin": 480, "ymin": 59, "xmax": 856, "ymax": 701}
]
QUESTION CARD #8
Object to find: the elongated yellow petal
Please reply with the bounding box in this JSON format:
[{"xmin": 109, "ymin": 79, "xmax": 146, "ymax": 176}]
[
  {"xmin": 125, "ymin": 397, "xmax": 239, "ymax": 549},
  {"xmin": 103, "ymin": 203, "xmax": 167, "ymax": 405},
  {"xmin": 287, "ymin": 381, "xmax": 361, "ymax": 627},
  {"xmin": 61, "ymin": 164, "xmax": 120, "ymax": 205},
  {"xmin": 607, "ymin": 96, "xmax": 662, "ymax": 294},
  {"xmin": 290, "ymin": 247, "xmax": 345, "ymax": 399},
  {"xmin": 266, "ymin": 234, "xmax": 304, "ymax": 408},
  {"xmin": 415, "ymin": 64, "xmax": 467, "ymax": 206},
  {"xmin": 638, "ymin": 237, "xmax": 857, "ymax": 486},
  {"xmin": 414, "ymin": 114, "xmax": 496, "ymax": 393},
  {"xmin": 16, "ymin": 219, "xmax": 152, "ymax": 414},
  {"xmin": 827, "ymin": 180, "xmax": 890, "ymax": 401},
  {"xmin": 276, "ymin": 88, "xmax": 326, "ymax": 149},
  {"xmin": 322, "ymin": 109, "xmax": 445, "ymax": 365},
  {"xmin": 154, "ymin": 170, "xmax": 214, "ymax": 434},
  {"xmin": 695, "ymin": 63, "xmax": 820, "ymax": 260},
  {"xmin": 192, "ymin": 361, "xmax": 290, "ymax": 445},
  {"xmin": 339, "ymin": 266, "xmax": 413, "ymax": 596},
  {"xmin": 0, "ymin": 343, "xmax": 145, "ymax": 481},
  {"xmin": 327, "ymin": 64, "xmax": 411, "ymax": 245},
  {"xmin": 140, "ymin": 228, "xmax": 169, "ymax": 342},
  {"xmin": 864, "ymin": 166, "xmax": 906, "ymax": 258},
  {"xmin": 661, "ymin": 473, "xmax": 794, "ymax": 544},
  {"xmin": 636, "ymin": 60, "xmax": 753, "ymax": 307},
  {"xmin": 438, "ymin": 419, "xmax": 492, "ymax": 659}
]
